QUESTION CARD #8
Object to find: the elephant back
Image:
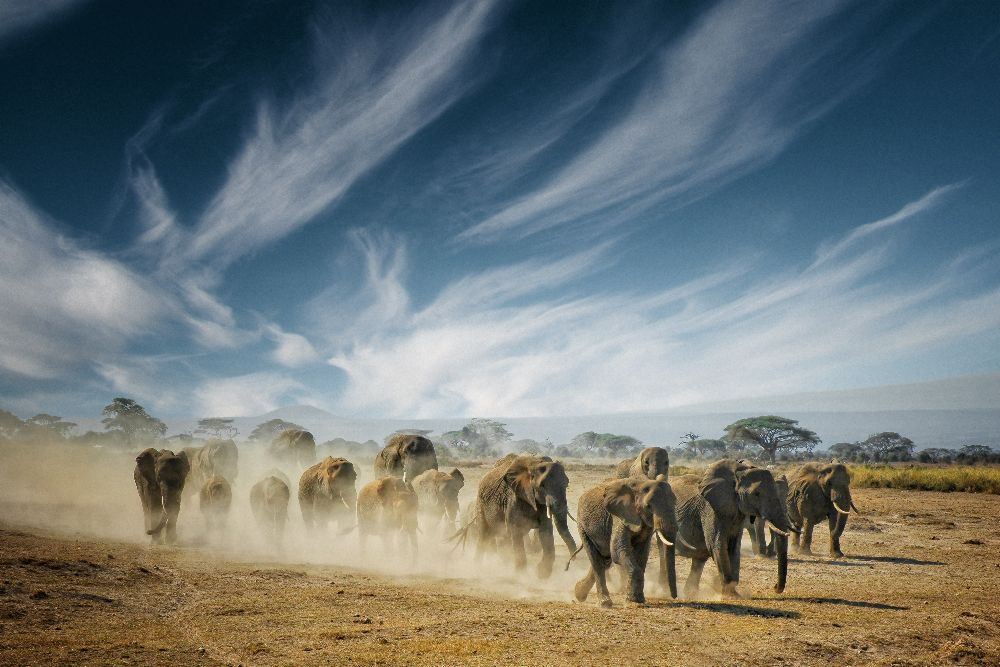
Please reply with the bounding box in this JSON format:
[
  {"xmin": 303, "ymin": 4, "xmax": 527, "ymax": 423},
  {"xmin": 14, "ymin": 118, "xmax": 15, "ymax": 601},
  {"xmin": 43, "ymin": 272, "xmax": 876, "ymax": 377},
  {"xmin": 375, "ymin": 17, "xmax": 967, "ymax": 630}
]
[
  {"xmin": 270, "ymin": 429, "xmax": 316, "ymax": 466},
  {"xmin": 374, "ymin": 434, "xmax": 438, "ymax": 478}
]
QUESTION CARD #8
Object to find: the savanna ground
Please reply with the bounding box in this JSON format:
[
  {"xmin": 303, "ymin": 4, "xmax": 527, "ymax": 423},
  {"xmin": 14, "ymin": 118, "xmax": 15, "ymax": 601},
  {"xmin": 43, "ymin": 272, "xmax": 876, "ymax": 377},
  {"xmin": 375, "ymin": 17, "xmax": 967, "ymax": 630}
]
[{"xmin": 0, "ymin": 444, "xmax": 998, "ymax": 666}]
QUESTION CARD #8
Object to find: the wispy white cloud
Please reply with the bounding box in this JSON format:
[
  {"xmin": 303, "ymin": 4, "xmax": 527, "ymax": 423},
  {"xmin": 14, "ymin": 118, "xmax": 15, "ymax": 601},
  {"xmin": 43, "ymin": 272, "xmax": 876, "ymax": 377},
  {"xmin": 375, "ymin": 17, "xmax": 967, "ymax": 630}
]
[
  {"xmin": 458, "ymin": 0, "xmax": 894, "ymax": 243},
  {"xmin": 0, "ymin": 0, "xmax": 87, "ymax": 45},
  {"xmin": 194, "ymin": 372, "xmax": 306, "ymax": 417},
  {"xmin": 327, "ymin": 187, "xmax": 1000, "ymax": 417},
  {"xmin": 264, "ymin": 324, "xmax": 320, "ymax": 368},
  {"xmin": 0, "ymin": 181, "xmax": 166, "ymax": 379},
  {"xmin": 182, "ymin": 0, "xmax": 499, "ymax": 268}
]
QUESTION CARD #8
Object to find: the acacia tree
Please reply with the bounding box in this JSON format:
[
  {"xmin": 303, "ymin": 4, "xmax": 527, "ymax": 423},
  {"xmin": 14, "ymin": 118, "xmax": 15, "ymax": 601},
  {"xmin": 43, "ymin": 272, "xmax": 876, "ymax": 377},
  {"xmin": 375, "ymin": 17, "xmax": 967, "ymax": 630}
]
[
  {"xmin": 723, "ymin": 415, "xmax": 820, "ymax": 463},
  {"xmin": 861, "ymin": 432, "xmax": 914, "ymax": 461},
  {"xmin": 101, "ymin": 398, "xmax": 166, "ymax": 446},
  {"xmin": 441, "ymin": 418, "xmax": 513, "ymax": 457},
  {"xmin": 248, "ymin": 419, "xmax": 304, "ymax": 443},
  {"xmin": 196, "ymin": 417, "xmax": 237, "ymax": 439}
]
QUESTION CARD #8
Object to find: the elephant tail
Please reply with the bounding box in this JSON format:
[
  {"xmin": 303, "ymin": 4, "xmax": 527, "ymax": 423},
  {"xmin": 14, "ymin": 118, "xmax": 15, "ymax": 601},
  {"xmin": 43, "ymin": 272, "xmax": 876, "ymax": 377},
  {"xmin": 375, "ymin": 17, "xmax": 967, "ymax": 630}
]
[
  {"xmin": 564, "ymin": 543, "xmax": 584, "ymax": 571},
  {"xmin": 446, "ymin": 515, "xmax": 478, "ymax": 554},
  {"xmin": 146, "ymin": 515, "xmax": 167, "ymax": 537}
]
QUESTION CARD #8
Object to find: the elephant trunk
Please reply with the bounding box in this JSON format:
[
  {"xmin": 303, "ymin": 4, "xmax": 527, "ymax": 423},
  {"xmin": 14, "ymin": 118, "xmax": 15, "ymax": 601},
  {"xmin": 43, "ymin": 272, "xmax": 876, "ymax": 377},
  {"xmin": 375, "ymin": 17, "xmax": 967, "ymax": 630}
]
[
  {"xmin": 774, "ymin": 533, "xmax": 788, "ymax": 594},
  {"xmin": 654, "ymin": 513, "xmax": 679, "ymax": 599},
  {"xmin": 830, "ymin": 490, "xmax": 852, "ymax": 534},
  {"xmin": 548, "ymin": 496, "xmax": 577, "ymax": 553}
]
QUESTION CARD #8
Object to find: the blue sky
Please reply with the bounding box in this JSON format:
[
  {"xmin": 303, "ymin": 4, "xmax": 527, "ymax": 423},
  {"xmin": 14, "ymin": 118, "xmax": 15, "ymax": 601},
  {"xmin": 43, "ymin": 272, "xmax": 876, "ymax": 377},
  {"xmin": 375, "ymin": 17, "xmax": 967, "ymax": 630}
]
[{"xmin": 1, "ymin": 0, "xmax": 998, "ymax": 420}]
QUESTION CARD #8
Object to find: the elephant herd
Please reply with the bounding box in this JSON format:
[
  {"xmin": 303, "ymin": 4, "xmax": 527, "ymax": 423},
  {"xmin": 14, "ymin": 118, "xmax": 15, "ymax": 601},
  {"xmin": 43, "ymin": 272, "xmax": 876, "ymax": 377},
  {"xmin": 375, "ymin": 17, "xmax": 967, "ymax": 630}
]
[{"xmin": 133, "ymin": 434, "xmax": 859, "ymax": 607}]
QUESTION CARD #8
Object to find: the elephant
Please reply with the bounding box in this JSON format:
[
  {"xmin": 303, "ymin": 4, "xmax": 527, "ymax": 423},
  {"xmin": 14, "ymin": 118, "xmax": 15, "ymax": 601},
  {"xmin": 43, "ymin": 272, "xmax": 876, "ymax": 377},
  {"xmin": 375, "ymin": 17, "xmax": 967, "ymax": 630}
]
[
  {"xmin": 184, "ymin": 438, "xmax": 239, "ymax": 493},
  {"xmin": 269, "ymin": 429, "xmax": 317, "ymax": 469},
  {"xmin": 786, "ymin": 463, "xmax": 858, "ymax": 558},
  {"xmin": 464, "ymin": 454, "xmax": 575, "ymax": 579},
  {"xmin": 614, "ymin": 447, "xmax": 669, "ymax": 480},
  {"xmin": 298, "ymin": 456, "xmax": 357, "ymax": 533},
  {"xmin": 746, "ymin": 473, "xmax": 789, "ymax": 558},
  {"xmin": 134, "ymin": 448, "xmax": 190, "ymax": 545},
  {"xmin": 250, "ymin": 471, "xmax": 291, "ymax": 548},
  {"xmin": 614, "ymin": 446, "xmax": 671, "ymax": 590},
  {"xmin": 357, "ymin": 476, "xmax": 419, "ymax": 556},
  {"xmin": 410, "ymin": 468, "xmax": 464, "ymax": 532},
  {"xmin": 673, "ymin": 459, "xmax": 792, "ymax": 598},
  {"xmin": 199, "ymin": 475, "xmax": 232, "ymax": 536},
  {"xmin": 373, "ymin": 434, "xmax": 438, "ymax": 481},
  {"xmin": 572, "ymin": 475, "xmax": 678, "ymax": 607}
]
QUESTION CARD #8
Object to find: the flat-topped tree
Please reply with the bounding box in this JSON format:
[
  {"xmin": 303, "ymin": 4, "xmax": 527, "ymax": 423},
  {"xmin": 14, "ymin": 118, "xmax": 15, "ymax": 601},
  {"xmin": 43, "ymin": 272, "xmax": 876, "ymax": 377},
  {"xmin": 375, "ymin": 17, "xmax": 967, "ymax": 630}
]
[
  {"xmin": 248, "ymin": 419, "xmax": 304, "ymax": 443},
  {"xmin": 101, "ymin": 397, "xmax": 166, "ymax": 447},
  {"xmin": 723, "ymin": 415, "xmax": 820, "ymax": 463},
  {"xmin": 861, "ymin": 432, "xmax": 914, "ymax": 461}
]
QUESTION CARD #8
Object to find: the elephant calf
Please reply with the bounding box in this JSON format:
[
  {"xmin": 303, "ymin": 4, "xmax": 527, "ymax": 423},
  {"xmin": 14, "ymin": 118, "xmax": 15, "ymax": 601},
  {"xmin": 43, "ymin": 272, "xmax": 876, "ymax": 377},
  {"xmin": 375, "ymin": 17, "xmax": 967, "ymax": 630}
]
[
  {"xmin": 786, "ymin": 463, "xmax": 858, "ymax": 558},
  {"xmin": 357, "ymin": 477, "xmax": 419, "ymax": 557},
  {"xmin": 134, "ymin": 448, "xmax": 190, "ymax": 546},
  {"xmin": 250, "ymin": 472, "xmax": 291, "ymax": 548},
  {"xmin": 199, "ymin": 475, "xmax": 232, "ymax": 537},
  {"xmin": 573, "ymin": 475, "xmax": 678, "ymax": 607},
  {"xmin": 411, "ymin": 468, "xmax": 464, "ymax": 532}
]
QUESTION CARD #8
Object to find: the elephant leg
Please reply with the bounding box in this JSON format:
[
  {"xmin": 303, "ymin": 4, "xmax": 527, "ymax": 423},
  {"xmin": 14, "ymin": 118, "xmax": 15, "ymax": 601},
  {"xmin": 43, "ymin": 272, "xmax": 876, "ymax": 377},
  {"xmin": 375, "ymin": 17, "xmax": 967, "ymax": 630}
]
[
  {"xmin": 510, "ymin": 525, "xmax": 528, "ymax": 571},
  {"xmin": 300, "ymin": 500, "xmax": 315, "ymax": 534},
  {"xmin": 536, "ymin": 521, "xmax": 555, "ymax": 580},
  {"xmin": 685, "ymin": 558, "xmax": 706, "ymax": 599},
  {"xmin": 625, "ymin": 538, "xmax": 651, "ymax": 604},
  {"xmin": 828, "ymin": 512, "xmax": 846, "ymax": 559},
  {"xmin": 747, "ymin": 519, "xmax": 762, "ymax": 557},
  {"xmin": 574, "ymin": 568, "xmax": 596, "ymax": 603},
  {"xmin": 754, "ymin": 518, "xmax": 771, "ymax": 559},
  {"xmin": 724, "ymin": 534, "xmax": 742, "ymax": 599},
  {"xmin": 800, "ymin": 519, "xmax": 815, "ymax": 555}
]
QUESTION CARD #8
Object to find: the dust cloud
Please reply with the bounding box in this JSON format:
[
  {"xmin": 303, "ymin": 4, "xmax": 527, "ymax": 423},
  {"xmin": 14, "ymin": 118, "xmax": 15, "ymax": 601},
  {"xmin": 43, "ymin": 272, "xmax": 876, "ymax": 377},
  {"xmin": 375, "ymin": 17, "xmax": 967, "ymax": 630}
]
[{"xmin": 0, "ymin": 440, "xmax": 599, "ymax": 604}]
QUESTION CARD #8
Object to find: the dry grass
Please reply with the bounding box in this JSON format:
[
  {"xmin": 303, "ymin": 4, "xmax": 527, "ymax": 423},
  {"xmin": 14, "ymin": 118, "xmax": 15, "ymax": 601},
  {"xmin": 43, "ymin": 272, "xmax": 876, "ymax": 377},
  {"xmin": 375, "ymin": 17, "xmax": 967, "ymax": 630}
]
[{"xmin": 849, "ymin": 464, "xmax": 1000, "ymax": 494}]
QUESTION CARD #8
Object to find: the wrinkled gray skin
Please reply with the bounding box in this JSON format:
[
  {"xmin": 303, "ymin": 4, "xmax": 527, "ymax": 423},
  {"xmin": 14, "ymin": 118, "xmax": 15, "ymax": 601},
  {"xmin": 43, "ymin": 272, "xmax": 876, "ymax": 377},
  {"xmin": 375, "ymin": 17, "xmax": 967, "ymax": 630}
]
[
  {"xmin": 471, "ymin": 454, "xmax": 575, "ymax": 579},
  {"xmin": 411, "ymin": 468, "xmax": 464, "ymax": 531},
  {"xmin": 373, "ymin": 434, "xmax": 439, "ymax": 481},
  {"xmin": 614, "ymin": 447, "xmax": 669, "ymax": 480},
  {"xmin": 199, "ymin": 475, "xmax": 232, "ymax": 536},
  {"xmin": 250, "ymin": 471, "xmax": 290, "ymax": 548},
  {"xmin": 357, "ymin": 477, "xmax": 419, "ymax": 557},
  {"xmin": 673, "ymin": 460, "xmax": 792, "ymax": 598},
  {"xmin": 298, "ymin": 457, "xmax": 358, "ymax": 533},
  {"xmin": 614, "ymin": 446, "xmax": 672, "ymax": 591},
  {"xmin": 184, "ymin": 439, "xmax": 239, "ymax": 494},
  {"xmin": 573, "ymin": 476, "xmax": 678, "ymax": 607},
  {"xmin": 269, "ymin": 429, "xmax": 317, "ymax": 469},
  {"xmin": 134, "ymin": 448, "xmax": 190, "ymax": 545},
  {"xmin": 786, "ymin": 463, "xmax": 857, "ymax": 558},
  {"xmin": 746, "ymin": 474, "xmax": 789, "ymax": 558}
]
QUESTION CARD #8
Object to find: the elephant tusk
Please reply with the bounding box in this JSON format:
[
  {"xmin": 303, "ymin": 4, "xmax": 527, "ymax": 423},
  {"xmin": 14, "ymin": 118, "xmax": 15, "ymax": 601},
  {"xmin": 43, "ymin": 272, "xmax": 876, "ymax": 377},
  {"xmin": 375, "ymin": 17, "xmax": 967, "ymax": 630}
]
[
  {"xmin": 676, "ymin": 533, "xmax": 698, "ymax": 551},
  {"xmin": 850, "ymin": 501, "xmax": 861, "ymax": 514},
  {"xmin": 655, "ymin": 530, "xmax": 674, "ymax": 547},
  {"xmin": 833, "ymin": 502, "xmax": 851, "ymax": 515},
  {"xmin": 765, "ymin": 520, "xmax": 789, "ymax": 537},
  {"xmin": 546, "ymin": 503, "xmax": 552, "ymax": 520}
]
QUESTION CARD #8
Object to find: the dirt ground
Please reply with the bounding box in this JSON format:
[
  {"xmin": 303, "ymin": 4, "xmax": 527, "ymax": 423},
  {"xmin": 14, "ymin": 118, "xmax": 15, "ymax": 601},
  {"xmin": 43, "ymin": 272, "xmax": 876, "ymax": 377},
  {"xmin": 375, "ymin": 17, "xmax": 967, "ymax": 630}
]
[{"xmin": 1, "ymin": 445, "xmax": 998, "ymax": 666}]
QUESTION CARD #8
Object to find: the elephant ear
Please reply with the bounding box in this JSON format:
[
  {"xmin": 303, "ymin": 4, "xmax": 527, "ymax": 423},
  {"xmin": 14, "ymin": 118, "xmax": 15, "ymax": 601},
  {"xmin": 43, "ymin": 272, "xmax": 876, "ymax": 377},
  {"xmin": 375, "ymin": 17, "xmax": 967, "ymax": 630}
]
[
  {"xmin": 176, "ymin": 450, "xmax": 191, "ymax": 476},
  {"xmin": 603, "ymin": 483, "xmax": 642, "ymax": 528},
  {"xmin": 504, "ymin": 460, "xmax": 537, "ymax": 511},
  {"xmin": 450, "ymin": 468, "xmax": 464, "ymax": 482},
  {"xmin": 699, "ymin": 475, "xmax": 740, "ymax": 520}
]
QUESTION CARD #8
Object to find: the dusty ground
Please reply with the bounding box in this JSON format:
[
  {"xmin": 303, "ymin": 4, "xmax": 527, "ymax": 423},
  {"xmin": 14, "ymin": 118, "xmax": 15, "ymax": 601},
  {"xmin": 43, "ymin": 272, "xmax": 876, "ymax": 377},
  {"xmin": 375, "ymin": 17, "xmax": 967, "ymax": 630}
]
[{"xmin": 1, "ymin": 445, "xmax": 998, "ymax": 666}]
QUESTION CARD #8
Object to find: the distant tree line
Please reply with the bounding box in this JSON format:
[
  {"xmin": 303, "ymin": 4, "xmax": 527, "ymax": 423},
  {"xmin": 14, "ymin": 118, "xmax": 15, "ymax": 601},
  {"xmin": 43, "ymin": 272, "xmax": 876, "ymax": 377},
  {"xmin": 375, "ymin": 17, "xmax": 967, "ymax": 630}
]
[{"xmin": 1, "ymin": 401, "xmax": 997, "ymax": 465}]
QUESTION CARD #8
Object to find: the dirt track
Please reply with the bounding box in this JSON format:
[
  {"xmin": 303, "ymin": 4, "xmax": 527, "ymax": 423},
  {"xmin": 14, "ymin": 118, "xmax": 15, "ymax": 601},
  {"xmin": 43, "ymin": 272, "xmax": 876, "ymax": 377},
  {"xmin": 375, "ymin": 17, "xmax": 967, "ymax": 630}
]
[{"xmin": 1, "ymin": 448, "xmax": 998, "ymax": 666}]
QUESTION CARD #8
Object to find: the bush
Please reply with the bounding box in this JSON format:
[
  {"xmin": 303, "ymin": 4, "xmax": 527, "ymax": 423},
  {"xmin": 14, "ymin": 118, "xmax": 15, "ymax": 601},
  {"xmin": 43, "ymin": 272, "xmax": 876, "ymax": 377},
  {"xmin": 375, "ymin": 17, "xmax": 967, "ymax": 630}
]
[{"xmin": 848, "ymin": 465, "xmax": 1000, "ymax": 494}]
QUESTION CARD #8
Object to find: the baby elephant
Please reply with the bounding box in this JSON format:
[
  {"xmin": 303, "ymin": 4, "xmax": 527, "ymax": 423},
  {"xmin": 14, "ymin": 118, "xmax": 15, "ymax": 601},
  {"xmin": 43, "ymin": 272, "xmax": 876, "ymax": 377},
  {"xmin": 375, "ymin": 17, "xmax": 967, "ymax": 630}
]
[
  {"xmin": 199, "ymin": 475, "xmax": 232, "ymax": 537},
  {"xmin": 573, "ymin": 475, "xmax": 678, "ymax": 607},
  {"xmin": 250, "ymin": 472, "xmax": 291, "ymax": 548},
  {"xmin": 357, "ymin": 477, "xmax": 419, "ymax": 557},
  {"xmin": 411, "ymin": 468, "xmax": 464, "ymax": 532}
]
